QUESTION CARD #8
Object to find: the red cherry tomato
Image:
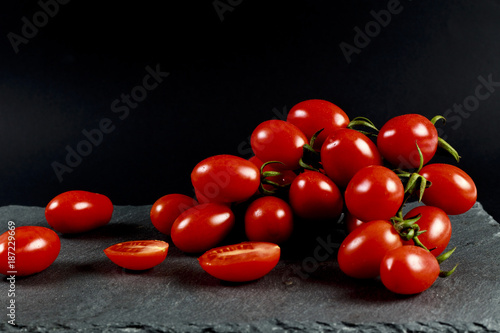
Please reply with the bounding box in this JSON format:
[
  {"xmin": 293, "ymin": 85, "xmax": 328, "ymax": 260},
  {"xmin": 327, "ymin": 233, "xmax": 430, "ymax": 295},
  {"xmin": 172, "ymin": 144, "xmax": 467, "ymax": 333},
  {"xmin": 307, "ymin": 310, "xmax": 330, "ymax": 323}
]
[
  {"xmin": 45, "ymin": 190, "xmax": 114, "ymax": 234},
  {"xmin": 320, "ymin": 128, "xmax": 383, "ymax": 188},
  {"xmin": 244, "ymin": 196, "xmax": 293, "ymax": 244},
  {"xmin": 171, "ymin": 203, "xmax": 235, "ymax": 253},
  {"xmin": 377, "ymin": 114, "xmax": 439, "ymax": 169},
  {"xmin": 0, "ymin": 226, "xmax": 61, "ymax": 276},
  {"xmin": 248, "ymin": 156, "xmax": 297, "ymax": 193},
  {"xmin": 286, "ymin": 99, "xmax": 349, "ymax": 150},
  {"xmin": 198, "ymin": 241, "xmax": 280, "ymax": 282},
  {"xmin": 337, "ymin": 220, "xmax": 402, "ymax": 279},
  {"xmin": 403, "ymin": 205, "xmax": 452, "ymax": 256},
  {"xmin": 191, "ymin": 154, "xmax": 260, "ymax": 204},
  {"xmin": 380, "ymin": 245, "xmax": 440, "ymax": 294},
  {"xmin": 150, "ymin": 194, "xmax": 198, "ymax": 235},
  {"xmin": 344, "ymin": 165, "xmax": 404, "ymax": 222},
  {"xmin": 104, "ymin": 240, "xmax": 169, "ymax": 271},
  {"xmin": 419, "ymin": 163, "xmax": 477, "ymax": 215},
  {"xmin": 344, "ymin": 212, "xmax": 365, "ymax": 233},
  {"xmin": 250, "ymin": 119, "xmax": 307, "ymax": 170},
  {"xmin": 288, "ymin": 170, "xmax": 343, "ymax": 220}
]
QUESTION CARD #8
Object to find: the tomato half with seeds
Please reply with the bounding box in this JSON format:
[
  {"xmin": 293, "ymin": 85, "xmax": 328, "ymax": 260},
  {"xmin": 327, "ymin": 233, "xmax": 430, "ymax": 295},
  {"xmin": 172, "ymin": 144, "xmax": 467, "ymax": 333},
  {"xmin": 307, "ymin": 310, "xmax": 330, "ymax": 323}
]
[
  {"xmin": 45, "ymin": 190, "xmax": 114, "ymax": 234},
  {"xmin": 287, "ymin": 99, "xmax": 349, "ymax": 150},
  {"xmin": 104, "ymin": 240, "xmax": 169, "ymax": 271},
  {"xmin": 0, "ymin": 226, "xmax": 61, "ymax": 276},
  {"xmin": 419, "ymin": 163, "xmax": 477, "ymax": 215},
  {"xmin": 150, "ymin": 194, "xmax": 198, "ymax": 235},
  {"xmin": 198, "ymin": 242, "xmax": 280, "ymax": 282}
]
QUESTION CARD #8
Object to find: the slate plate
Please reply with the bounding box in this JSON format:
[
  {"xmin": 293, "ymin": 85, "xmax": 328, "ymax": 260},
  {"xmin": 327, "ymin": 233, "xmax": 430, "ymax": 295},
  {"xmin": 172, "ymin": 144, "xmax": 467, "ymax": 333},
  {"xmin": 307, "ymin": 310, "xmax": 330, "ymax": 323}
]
[{"xmin": 1, "ymin": 201, "xmax": 499, "ymax": 332}]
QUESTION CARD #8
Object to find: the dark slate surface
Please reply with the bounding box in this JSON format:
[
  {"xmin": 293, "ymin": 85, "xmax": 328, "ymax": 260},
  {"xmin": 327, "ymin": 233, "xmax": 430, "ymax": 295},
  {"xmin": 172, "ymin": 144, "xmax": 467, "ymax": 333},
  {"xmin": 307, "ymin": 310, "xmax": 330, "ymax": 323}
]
[{"xmin": 1, "ymin": 201, "xmax": 499, "ymax": 332}]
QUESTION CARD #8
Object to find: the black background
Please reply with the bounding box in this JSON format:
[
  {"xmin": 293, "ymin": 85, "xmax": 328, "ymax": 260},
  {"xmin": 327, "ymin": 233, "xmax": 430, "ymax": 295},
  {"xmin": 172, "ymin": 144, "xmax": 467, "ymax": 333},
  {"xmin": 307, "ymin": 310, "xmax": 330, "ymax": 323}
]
[{"xmin": 1, "ymin": 0, "xmax": 499, "ymax": 220}]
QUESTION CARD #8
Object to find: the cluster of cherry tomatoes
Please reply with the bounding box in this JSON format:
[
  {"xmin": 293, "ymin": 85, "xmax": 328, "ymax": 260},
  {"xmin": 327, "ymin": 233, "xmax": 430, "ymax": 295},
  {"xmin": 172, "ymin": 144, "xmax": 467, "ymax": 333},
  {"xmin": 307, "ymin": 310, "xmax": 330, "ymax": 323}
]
[{"xmin": 0, "ymin": 99, "xmax": 477, "ymax": 295}]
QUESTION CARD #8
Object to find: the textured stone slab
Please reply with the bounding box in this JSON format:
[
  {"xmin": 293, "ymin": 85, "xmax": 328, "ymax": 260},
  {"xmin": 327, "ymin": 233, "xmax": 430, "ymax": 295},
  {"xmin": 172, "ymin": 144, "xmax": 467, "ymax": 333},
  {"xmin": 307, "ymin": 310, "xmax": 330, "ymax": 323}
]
[{"xmin": 0, "ymin": 202, "xmax": 499, "ymax": 332}]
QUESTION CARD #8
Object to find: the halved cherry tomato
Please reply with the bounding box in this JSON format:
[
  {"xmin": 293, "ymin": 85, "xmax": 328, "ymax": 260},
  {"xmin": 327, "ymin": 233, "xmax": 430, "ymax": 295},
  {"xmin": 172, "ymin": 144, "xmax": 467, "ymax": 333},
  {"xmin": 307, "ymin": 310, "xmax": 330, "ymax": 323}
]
[
  {"xmin": 380, "ymin": 245, "xmax": 440, "ymax": 294},
  {"xmin": 0, "ymin": 226, "xmax": 61, "ymax": 276},
  {"xmin": 198, "ymin": 241, "xmax": 280, "ymax": 282},
  {"xmin": 171, "ymin": 203, "xmax": 235, "ymax": 253},
  {"xmin": 150, "ymin": 194, "xmax": 198, "ymax": 235},
  {"xmin": 191, "ymin": 154, "xmax": 260, "ymax": 204},
  {"xmin": 45, "ymin": 190, "xmax": 113, "ymax": 234},
  {"xmin": 286, "ymin": 99, "xmax": 349, "ymax": 150},
  {"xmin": 104, "ymin": 240, "xmax": 169, "ymax": 271}
]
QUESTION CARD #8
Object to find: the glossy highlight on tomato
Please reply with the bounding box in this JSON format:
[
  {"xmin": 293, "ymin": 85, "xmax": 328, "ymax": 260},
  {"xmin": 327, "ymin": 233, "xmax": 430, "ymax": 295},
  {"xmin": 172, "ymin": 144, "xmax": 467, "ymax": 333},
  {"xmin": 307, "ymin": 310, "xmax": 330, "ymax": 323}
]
[
  {"xmin": 198, "ymin": 241, "xmax": 280, "ymax": 282},
  {"xmin": 150, "ymin": 194, "xmax": 198, "ymax": 235},
  {"xmin": 45, "ymin": 190, "xmax": 114, "ymax": 234},
  {"xmin": 0, "ymin": 226, "xmax": 61, "ymax": 276},
  {"xmin": 104, "ymin": 240, "xmax": 169, "ymax": 271}
]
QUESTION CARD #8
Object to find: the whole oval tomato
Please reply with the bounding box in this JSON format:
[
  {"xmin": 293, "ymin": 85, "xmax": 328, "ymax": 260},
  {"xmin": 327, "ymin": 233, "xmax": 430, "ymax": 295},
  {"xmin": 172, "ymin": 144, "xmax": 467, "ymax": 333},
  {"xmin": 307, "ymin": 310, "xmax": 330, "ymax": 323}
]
[
  {"xmin": 0, "ymin": 226, "xmax": 61, "ymax": 276},
  {"xmin": 198, "ymin": 241, "xmax": 280, "ymax": 282},
  {"xmin": 191, "ymin": 154, "xmax": 260, "ymax": 204},
  {"xmin": 104, "ymin": 240, "xmax": 169, "ymax": 271},
  {"xmin": 337, "ymin": 220, "xmax": 402, "ymax": 279},
  {"xmin": 377, "ymin": 114, "xmax": 438, "ymax": 169},
  {"xmin": 248, "ymin": 156, "xmax": 297, "ymax": 193},
  {"xmin": 244, "ymin": 196, "xmax": 293, "ymax": 244},
  {"xmin": 286, "ymin": 99, "xmax": 349, "ymax": 150},
  {"xmin": 288, "ymin": 170, "xmax": 343, "ymax": 220},
  {"xmin": 45, "ymin": 190, "xmax": 114, "ymax": 234},
  {"xmin": 320, "ymin": 128, "xmax": 383, "ymax": 188},
  {"xmin": 403, "ymin": 205, "xmax": 452, "ymax": 256},
  {"xmin": 344, "ymin": 165, "xmax": 404, "ymax": 222},
  {"xmin": 419, "ymin": 163, "xmax": 477, "ymax": 215},
  {"xmin": 380, "ymin": 245, "xmax": 440, "ymax": 294},
  {"xmin": 171, "ymin": 203, "xmax": 235, "ymax": 253},
  {"xmin": 250, "ymin": 119, "xmax": 307, "ymax": 170},
  {"xmin": 150, "ymin": 194, "xmax": 198, "ymax": 235}
]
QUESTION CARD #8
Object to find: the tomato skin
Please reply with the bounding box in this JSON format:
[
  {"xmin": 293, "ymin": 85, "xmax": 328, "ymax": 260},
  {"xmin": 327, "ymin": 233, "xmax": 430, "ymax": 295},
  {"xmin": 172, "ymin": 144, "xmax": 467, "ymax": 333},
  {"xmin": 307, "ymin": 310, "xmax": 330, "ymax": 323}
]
[
  {"xmin": 171, "ymin": 203, "xmax": 235, "ymax": 253},
  {"xmin": 377, "ymin": 114, "xmax": 438, "ymax": 169},
  {"xmin": 45, "ymin": 190, "xmax": 113, "ymax": 234},
  {"xmin": 337, "ymin": 220, "xmax": 403, "ymax": 279},
  {"xmin": 244, "ymin": 196, "xmax": 293, "ymax": 244},
  {"xmin": 344, "ymin": 165, "xmax": 405, "ymax": 222},
  {"xmin": 104, "ymin": 240, "xmax": 169, "ymax": 271},
  {"xmin": 250, "ymin": 119, "xmax": 307, "ymax": 170},
  {"xmin": 191, "ymin": 154, "xmax": 260, "ymax": 204},
  {"xmin": 403, "ymin": 206, "xmax": 452, "ymax": 256},
  {"xmin": 0, "ymin": 226, "xmax": 61, "ymax": 276},
  {"xmin": 419, "ymin": 163, "xmax": 477, "ymax": 215},
  {"xmin": 344, "ymin": 212, "xmax": 365, "ymax": 233},
  {"xmin": 198, "ymin": 241, "xmax": 280, "ymax": 282},
  {"xmin": 321, "ymin": 129, "xmax": 383, "ymax": 188},
  {"xmin": 287, "ymin": 99, "xmax": 349, "ymax": 150},
  {"xmin": 380, "ymin": 245, "xmax": 440, "ymax": 294},
  {"xmin": 288, "ymin": 171, "xmax": 343, "ymax": 220},
  {"xmin": 150, "ymin": 194, "xmax": 198, "ymax": 235}
]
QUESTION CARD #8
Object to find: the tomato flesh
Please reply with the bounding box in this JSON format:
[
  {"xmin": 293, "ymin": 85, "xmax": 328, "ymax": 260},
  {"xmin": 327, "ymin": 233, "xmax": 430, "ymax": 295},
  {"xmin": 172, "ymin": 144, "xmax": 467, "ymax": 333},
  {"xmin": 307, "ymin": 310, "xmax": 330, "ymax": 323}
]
[
  {"xmin": 198, "ymin": 241, "xmax": 280, "ymax": 282},
  {"xmin": 104, "ymin": 240, "xmax": 169, "ymax": 270}
]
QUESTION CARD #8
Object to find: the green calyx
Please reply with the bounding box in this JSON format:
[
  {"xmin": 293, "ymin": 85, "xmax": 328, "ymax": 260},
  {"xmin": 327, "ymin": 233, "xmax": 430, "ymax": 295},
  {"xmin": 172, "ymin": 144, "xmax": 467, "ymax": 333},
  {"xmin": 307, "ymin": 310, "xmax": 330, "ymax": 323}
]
[
  {"xmin": 299, "ymin": 128, "xmax": 323, "ymax": 172},
  {"xmin": 430, "ymin": 115, "xmax": 461, "ymax": 163},
  {"xmin": 395, "ymin": 142, "xmax": 431, "ymax": 203},
  {"xmin": 347, "ymin": 116, "xmax": 379, "ymax": 137},
  {"xmin": 258, "ymin": 160, "xmax": 290, "ymax": 195}
]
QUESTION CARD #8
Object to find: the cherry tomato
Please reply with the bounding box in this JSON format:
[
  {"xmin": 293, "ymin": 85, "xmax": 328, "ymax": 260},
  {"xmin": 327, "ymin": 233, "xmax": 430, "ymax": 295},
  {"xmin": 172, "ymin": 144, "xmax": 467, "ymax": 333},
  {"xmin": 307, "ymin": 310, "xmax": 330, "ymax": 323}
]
[
  {"xmin": 377, "ymin": 114, "xmax": 438, "ymax": 169},
  {"xmin": 419, "ymin": 163, "xmax": 477, "ymax": 215},
  {"xmin": 244, "ymin": 196, "xmax": 293, "ymax": 244},
  {"xmin": 344, "ymin": 165, "xmax": 404, "ymax": 222},
  {"xmin": 104, "ymin": 240, "xmax": 169, "ymax": 271},
  {"xmin": 403, "ymin": 205, "xmax": 452, "ymax": 256},
  {"xmin": 198, "ymin": 241, "xmax": 280, "ymax": 282},
  {"xmin": 171, "ymin": 203, "xmax": 235, "ymax": 253},
  {"xmin": 380, "ymin": 245, "xmax": 440, "ymax": 294},
  {"xmin": 288, "ymin": 170, "xmax": 343, "ymax": 220},
  {"xmin": 250, "ymin": 119, "xmax": 307, "ymax": 170},
  {"xmin": 344, "ymin": 212, "xmax": 365, "ymax": 233},
  {"xmin": 150, "ymin": 194, "xmax": 198, "ymax": 235},
  {"xmin": 0, "ymin": 226, "xmax": 61, "ymax": 276},
  {"xmin": 286, "ymin": 99, "xmax": 349, "ymax": 150},
  {"xmin": 248, "ymin": 156, "xmax": 297, "ymax": 193},
  {"xmin": 45, "ymin": 190, "xmax": 113, "ymax": 234},
  {"xmin": 337, "ymin": 220, "xmax": 402, "ymax": 279},
  {"xmin": 320, "ymin": 128, "xmax": 383, "ymax": 188}
]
